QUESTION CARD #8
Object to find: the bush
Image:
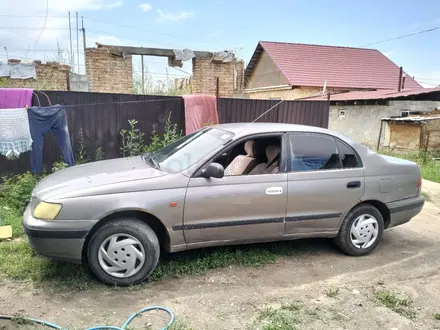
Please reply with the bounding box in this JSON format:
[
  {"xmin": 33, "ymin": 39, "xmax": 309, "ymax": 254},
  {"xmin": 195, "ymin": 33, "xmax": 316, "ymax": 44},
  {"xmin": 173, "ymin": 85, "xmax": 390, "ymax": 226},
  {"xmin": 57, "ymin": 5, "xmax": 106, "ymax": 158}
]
[
  {"xmin": 120, "ymin": 119, "xmax": 145, "ymax": 157},
  {"xmin": 145, "ymin": 113, "xmax": 182, "ymax": 153},
  {"xmin": 52, "ymin": 160, "xmax": 68, "ymax": 172},
  {"xmin": 0, "ymin": 172, "xmax": 39, "ymax": 213},
  {"xmin": 120, "ymin": 113, "xmax": 183, "ymax": 157}
]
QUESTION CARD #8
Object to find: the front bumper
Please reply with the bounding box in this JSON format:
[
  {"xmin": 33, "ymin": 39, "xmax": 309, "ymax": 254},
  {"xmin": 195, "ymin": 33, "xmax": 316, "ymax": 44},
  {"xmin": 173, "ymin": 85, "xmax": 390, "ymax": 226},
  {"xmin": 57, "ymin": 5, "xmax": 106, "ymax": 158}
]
[
  {"xmin": 22, "ymin": 205, "xmax": 97, "ymax": 264},
  {"xmin": 386, "ymin": 195, "xmax": 425, "ymax": 229}
]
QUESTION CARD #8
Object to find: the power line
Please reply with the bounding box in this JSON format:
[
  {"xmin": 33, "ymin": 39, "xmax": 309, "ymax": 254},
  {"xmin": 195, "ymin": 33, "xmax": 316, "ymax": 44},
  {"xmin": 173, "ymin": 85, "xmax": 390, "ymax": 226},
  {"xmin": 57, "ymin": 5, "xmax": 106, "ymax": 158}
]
[
  {"xmin": 86, "ymin": 29, "xmax": 182, "ymax": 49},
  {"xmin": 83, "ymin": 16, "xmax": 230, "ymax": 48},
  {"xmin": 0, "ymin": 14, "xmax": 66, "ymax": 18},
  {"xmin": 0, "ymin": 26, "xmax": 69, "ymax": 30},
  {"xmin": 359, "ymin": 26, "xmax": 440, "ymax": 47},
  {"xmin": 35, "ymin": 0, "xmax": 51, "ymax": 61}
]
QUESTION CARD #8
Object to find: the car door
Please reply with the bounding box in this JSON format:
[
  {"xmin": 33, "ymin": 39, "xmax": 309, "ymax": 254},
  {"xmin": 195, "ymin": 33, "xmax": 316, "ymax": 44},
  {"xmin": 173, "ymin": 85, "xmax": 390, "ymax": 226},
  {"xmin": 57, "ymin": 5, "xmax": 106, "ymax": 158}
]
[
  {"xmin": 285, "ymin": 132, "xmax": 365, "ymax": 236},
  {"xmin": 182, "ymin": 135, "xmax": 288, "ymax": 244}
]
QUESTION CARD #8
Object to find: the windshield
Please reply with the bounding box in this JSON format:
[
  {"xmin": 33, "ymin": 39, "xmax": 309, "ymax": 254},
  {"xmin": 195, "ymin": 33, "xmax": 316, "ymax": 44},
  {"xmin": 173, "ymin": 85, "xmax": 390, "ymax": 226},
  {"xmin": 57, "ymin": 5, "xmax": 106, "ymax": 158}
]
[{"xmin": 150, "ymin": 128, "xmax": 233, "ymax": 172}]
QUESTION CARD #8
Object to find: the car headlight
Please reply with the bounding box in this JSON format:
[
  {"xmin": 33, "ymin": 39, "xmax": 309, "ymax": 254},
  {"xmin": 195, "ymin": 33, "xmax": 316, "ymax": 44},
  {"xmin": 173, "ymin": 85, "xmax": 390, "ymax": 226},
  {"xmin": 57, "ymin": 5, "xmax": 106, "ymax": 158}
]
[{"xmin": 33, "ymin": 201, "xmax": 62, "ymax": 220}]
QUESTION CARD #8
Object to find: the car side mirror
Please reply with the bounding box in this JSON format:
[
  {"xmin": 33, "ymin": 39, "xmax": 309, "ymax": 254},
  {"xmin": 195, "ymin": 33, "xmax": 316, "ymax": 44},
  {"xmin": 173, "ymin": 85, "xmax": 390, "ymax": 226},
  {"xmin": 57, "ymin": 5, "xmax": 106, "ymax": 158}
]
[{"xmin": 201, "ymin": 162, "xmax": 224, "ymax": 179}]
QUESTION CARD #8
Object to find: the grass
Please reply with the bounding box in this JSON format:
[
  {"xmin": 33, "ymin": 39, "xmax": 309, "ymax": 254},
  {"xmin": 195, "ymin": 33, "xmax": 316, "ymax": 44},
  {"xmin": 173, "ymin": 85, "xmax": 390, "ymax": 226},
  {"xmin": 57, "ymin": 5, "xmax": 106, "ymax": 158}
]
[
  {"xmin": 435, "ymin": 313, "xmax": 440, "ymax": 320},
  {"xmin": 0, "ymin": 236, "xmax": 305, "ymax": 291},
  {"xmin": 325, "ymin": 288, "xmax": 340, "ymax": 298},
  {"xmin": 381, "ymin": 151, "xmax": 440, "ymax": 183},
  {"xmin": 374, "ymin": 290, "xmax": 416, "ymax": 320},
  {"xmin": 255, "ymin": 303, "xmax": 302, "ymax": 330}
]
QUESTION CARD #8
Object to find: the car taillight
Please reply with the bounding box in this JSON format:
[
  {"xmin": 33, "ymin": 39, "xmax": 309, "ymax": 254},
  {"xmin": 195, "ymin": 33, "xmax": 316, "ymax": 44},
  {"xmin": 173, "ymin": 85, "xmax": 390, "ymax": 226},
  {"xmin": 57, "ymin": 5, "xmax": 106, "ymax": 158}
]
[{"xmin": 417, "ymin": 175, "xmax": 422, "ymax": 192}]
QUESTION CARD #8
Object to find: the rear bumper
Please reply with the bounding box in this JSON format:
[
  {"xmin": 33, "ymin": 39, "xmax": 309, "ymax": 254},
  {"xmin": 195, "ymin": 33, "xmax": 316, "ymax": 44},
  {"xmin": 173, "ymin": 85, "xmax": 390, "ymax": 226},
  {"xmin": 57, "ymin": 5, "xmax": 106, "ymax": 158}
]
[
  {"xmin": 386, "ymin": 195, "xmax": 425, "ymax": 229},
  {"xmin": 22, "ymin": 205, "xmax": 96, "ymax": 263}
]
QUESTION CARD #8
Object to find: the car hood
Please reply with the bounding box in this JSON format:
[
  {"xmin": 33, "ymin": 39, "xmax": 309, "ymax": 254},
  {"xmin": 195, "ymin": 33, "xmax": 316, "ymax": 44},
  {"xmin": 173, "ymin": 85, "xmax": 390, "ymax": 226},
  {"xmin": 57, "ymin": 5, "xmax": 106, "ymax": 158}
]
[{"xmin": 33, "ymin": 156, "xmax": 167, "ymax": 200}]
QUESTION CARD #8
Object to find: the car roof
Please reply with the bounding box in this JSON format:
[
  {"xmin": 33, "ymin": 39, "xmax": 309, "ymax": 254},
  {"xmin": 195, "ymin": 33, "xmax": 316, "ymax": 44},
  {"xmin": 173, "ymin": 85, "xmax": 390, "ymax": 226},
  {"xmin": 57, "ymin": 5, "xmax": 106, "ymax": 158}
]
[
  {"xmin": 210, "ymin": 122, "xmax": 359, "ymax": 147},
  {"xmin": 212, "ymin": 122, "xmax": 334, "ymax": 137}
]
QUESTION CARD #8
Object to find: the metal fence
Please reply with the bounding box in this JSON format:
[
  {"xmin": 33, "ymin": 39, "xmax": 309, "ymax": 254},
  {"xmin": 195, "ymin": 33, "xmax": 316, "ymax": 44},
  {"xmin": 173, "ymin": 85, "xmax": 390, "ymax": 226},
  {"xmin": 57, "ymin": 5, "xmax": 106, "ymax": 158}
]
[
  {"xmin": 217, "ymin": 98, "xmax": 329, "ymax": 128},
  {"xmin": 0, "ymin": 91, "xmax": 185, "ymax": 174},
  {"xmin": 0, "ymin": 92, "xmax": 329, "ymax": 175}
]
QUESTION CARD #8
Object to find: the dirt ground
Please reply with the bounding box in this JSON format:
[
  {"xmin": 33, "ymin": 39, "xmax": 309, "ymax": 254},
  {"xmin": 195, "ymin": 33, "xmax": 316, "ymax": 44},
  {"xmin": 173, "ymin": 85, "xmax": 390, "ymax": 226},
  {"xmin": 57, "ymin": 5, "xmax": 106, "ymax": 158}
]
[{"xmin": 1, "ymin": 180, "xmax": 440, "ymax": 329}]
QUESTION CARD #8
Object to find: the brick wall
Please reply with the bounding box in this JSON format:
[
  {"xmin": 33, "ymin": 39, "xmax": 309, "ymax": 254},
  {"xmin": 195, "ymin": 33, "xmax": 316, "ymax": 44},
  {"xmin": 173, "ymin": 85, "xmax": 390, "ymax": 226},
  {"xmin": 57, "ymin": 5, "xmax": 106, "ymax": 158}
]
[
  {"xmin": 86, "ymin": 46, "xmax": 133, "ymax": 94},
  {"xmin": 192, "ymin": 56, "xmax": 244, "ymax": 97},
  {"xmin": 0, "ymin": 60, "xmax": 70, "ymax": 90}
]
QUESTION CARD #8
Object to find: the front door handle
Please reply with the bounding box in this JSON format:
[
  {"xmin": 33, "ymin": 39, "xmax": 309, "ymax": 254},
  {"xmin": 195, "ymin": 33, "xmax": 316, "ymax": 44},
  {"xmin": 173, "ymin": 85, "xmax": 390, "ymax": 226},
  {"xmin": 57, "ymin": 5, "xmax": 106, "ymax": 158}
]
[
  {"xmin": 266, "ymin": 186, "xmax": 283, "ymax": 195},
  {"xmin": 347, "ymin": 181, "xmax": 361, "ymax": 189}
]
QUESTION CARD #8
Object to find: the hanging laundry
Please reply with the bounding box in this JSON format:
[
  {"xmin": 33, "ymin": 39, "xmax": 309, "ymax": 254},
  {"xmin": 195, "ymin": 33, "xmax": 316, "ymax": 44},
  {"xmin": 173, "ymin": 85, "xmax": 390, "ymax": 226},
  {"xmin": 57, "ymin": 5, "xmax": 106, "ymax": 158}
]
[
  {"xmin": 182, "ymin": 95, "xmax": 219, "ymax": 135},
  {"xmin": 0, "ymin": 88, "xmax": 34, "ymax": 109},
  {"xmin": 0, "ymin": 108, "xmax": 33, "ymax": 160},
  {"xmin": 27, "ymin": 105, "xmax": 75, "ymax": 173},
  {"xmin": 8, "ymin": 61, "xmax": 37, "ymax": 79},
  {"xmin": 0, "ymin": 61, "xmax": 9, "ymax": 77}
]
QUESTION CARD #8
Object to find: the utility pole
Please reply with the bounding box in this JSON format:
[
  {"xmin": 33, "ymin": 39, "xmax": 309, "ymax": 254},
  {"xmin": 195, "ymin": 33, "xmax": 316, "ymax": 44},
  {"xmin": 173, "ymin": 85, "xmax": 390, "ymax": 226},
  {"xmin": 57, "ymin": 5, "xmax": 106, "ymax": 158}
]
[
  {"xmin": 68, "ymin": 11, "xmax": 73, "ymax": 69},
  {"xmin": 76, "ymin": 11, "xmax": 80, "ymax": 74},
  {"xmin": 80, "ymin": 16, "xmax": 87, "ymax": 75},
  {"xmin": 141, "ymin": 55, "xmax": 145, "ymax": 94}
]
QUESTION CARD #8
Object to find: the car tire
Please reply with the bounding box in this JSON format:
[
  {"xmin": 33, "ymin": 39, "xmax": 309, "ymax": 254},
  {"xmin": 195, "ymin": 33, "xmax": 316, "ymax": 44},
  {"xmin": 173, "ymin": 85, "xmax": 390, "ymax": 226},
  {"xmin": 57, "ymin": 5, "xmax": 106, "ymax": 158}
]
[
  {"xmin": 87, "ymin": 219, "xmax": 160, "ymax": 286},
  {"xmin": 334, "ymin": 204, "xmax": 384, "ymax": 256}
]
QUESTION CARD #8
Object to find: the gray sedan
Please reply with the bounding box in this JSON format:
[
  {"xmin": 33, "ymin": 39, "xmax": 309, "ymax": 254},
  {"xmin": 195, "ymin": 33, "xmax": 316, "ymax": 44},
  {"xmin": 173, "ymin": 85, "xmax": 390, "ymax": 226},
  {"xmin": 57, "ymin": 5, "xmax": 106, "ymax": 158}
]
[{"xmin": 23, "ymin": 123, "xmax": 425, "ymax": 286}]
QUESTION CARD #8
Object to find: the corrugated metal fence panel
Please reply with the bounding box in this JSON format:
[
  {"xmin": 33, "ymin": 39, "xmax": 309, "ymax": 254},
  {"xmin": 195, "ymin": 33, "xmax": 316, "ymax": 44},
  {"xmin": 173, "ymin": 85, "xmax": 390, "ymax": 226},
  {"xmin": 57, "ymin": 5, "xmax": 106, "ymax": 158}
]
[
  {"xmin": 0, "ymin": 91, "xmax": 185, "ymax": 175},
  {"xmin": 217, "ymin": 98, "xmax": 329, "ymax": 128}
]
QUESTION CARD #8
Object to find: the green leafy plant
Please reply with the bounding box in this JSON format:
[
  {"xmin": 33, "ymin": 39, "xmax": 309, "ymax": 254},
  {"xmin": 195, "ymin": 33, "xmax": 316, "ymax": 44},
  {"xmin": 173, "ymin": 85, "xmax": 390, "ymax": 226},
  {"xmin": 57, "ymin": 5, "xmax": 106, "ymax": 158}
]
[
  {"xmin": 120, "ymin": 119, "xmax": 146, "ymax": 157},
  {"xmin": 145, "ymin": 113, "xmax": 183, "ymax": 153},
  {"xmin": 95, "ymin": 147, "xmax": 105, "ymax": 161},
  {"xmin": 435, "ymin": 313, "xmax": 440, "ymax": 320},
  {"xmin": 52, "ymin": 160, "xmax": 68, "ymax": 172},
  {"xmin": 76, "ymin": 128, "xmax": 89, "ymax": 164},
  {"xmin": 0, "ymin": 172, "xmax": 39, "ymax": 213}
]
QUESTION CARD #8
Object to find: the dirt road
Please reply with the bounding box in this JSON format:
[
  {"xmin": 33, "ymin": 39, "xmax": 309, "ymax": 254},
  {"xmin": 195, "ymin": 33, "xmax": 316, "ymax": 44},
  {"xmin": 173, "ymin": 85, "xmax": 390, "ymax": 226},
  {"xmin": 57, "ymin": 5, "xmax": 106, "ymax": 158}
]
[{"xmin": 1, "ymin": 181, "xmax": 440, "ymax": 329}]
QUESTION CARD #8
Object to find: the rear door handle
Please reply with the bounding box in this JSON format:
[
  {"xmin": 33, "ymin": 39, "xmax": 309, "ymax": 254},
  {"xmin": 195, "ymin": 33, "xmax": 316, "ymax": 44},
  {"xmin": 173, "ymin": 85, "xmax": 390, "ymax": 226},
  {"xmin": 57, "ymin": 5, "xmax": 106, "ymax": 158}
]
[
  {"xmin": 347, "ymin": 181, "xmax": 361, "ymax": 189},
  {"xmin": 266, "ymin": 186, "xmax": 283, "ymax": 195}
]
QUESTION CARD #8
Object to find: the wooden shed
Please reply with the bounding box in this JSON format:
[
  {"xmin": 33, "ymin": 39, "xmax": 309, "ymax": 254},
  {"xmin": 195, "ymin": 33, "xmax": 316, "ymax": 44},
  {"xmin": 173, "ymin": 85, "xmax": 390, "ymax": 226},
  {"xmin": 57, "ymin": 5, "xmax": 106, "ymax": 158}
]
[{"xmin": 380, "ymin": 111, "xmax": 440, "ymax": 152}]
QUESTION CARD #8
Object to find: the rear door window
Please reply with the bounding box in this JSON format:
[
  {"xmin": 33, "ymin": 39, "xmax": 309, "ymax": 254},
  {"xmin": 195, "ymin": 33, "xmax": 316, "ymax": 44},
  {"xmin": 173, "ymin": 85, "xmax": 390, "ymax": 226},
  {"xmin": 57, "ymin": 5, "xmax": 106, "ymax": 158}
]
[
  {"xmin": 289, "ymin": 134, "xmax": 341, "ymax": 172},
  {"xmin": 336, "ymin": 140, "xmax": 360, "ymax": 168}
]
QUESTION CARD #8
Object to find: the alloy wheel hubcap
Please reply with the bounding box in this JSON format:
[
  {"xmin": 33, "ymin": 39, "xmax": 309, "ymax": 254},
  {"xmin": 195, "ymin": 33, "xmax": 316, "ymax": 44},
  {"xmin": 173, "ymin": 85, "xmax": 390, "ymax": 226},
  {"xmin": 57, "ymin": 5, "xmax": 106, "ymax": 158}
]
[
  {"xmin": 98, "ymin": 233, "xmax": 145, "ymax": 278},
  {"xmin": 350, "ymin": 214, "xmax": 379, "ymax": 249}
]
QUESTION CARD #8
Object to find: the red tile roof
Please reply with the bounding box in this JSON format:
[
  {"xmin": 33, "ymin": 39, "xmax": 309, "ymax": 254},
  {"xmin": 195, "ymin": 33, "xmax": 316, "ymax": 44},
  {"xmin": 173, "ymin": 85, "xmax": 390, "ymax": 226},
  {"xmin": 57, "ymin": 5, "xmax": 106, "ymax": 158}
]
[
  {"xmin": 246, "ymin": 41, "xmax": 422, "ymax": 90},
  {"xmin": 303, "ymin": 87, "xmax": 440, "ymax": 101}
]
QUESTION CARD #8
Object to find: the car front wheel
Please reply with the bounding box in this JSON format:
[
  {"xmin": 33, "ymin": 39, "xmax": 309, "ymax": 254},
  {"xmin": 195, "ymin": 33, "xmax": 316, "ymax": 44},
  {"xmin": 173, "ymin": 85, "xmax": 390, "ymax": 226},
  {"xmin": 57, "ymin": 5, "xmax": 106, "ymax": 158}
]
[
  {"xmin": 334, "ymin": 204, "xmax": 384, "ymax": 256},
  {"xmin": 87, "ymin": 219, "xmax": 160, "ymax": 286}
]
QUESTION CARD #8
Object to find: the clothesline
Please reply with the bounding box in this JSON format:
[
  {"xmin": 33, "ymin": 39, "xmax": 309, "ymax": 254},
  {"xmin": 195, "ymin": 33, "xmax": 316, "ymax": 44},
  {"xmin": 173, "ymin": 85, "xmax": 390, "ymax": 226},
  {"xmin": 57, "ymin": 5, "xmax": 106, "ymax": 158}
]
[{"xmin": 44, "ymin": 98, "xmax": 183, "ymax": 109}]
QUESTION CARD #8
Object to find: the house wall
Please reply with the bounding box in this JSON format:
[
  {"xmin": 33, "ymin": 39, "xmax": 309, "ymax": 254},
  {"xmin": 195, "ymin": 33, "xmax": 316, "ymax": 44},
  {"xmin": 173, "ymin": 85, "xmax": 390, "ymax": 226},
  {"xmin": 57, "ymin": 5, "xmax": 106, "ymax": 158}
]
[
  {"xmin": 192, "ymin": 56, "xmax": 244, "ymax": 97},
  {"xmin": 329, "ymin": 100, "xmax": 440, "ymax": 149},
  {"xmin": 86, "ymin": 46, "xmax": 133, "ymax": 94},
  {"xmin": 0, "ymin": 60, "xmax": 70, "ymax": 91},
  {"xmin": 246, "ymin": 50, "xmax": 289, "ymax": 89}
]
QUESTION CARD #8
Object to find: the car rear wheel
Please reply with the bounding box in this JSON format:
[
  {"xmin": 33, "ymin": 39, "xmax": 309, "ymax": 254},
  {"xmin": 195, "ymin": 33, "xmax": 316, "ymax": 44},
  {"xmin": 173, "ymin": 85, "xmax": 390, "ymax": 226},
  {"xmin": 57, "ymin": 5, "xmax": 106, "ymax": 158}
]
[
  {"xmin": 87, "ymin": 219, "xmax": 160, "ymax": 286},
  {"xmin": 334, "ymin": 204, "xmax": 384, "ymax": 256}
]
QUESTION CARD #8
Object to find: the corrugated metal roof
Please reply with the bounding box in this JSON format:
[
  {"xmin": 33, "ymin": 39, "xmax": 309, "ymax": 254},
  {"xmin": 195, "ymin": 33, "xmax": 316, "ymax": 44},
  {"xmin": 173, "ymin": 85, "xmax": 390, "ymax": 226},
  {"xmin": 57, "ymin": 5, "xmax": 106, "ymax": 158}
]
[
  {"xmin": 245, "ymin": 41, "xmax": 422, "ymax": 90},
  {"xmin": 382, "ymin": 115, "xmax": 440, "ymax": 122},
  {"xmin": 304, "ymin": 87, "xmax": 440, "ymax": 101}
]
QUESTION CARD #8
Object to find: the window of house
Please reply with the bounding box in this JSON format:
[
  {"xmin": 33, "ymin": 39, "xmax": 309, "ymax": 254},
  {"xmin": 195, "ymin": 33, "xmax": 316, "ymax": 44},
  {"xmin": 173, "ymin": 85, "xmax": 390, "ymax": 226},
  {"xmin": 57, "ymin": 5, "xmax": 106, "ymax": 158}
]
[{"xmin": 289, "ymin": 134, "xmax": 341, "ymax": 172}]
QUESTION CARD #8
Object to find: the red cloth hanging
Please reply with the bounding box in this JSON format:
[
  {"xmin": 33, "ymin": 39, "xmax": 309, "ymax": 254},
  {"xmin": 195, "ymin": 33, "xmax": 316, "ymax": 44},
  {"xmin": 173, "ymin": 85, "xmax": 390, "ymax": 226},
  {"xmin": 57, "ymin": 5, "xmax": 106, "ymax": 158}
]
[{"xmin": 182, "ymin": 95, "xmax": 219, "ymax": 135}]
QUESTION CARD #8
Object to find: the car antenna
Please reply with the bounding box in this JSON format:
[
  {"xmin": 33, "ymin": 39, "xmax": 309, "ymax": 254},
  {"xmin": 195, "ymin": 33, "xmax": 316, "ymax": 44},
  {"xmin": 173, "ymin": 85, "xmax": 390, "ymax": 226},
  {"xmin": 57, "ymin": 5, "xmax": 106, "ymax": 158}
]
[
  {"xmin": 221, "ymin": 100, "xmax": 286, "ymax": 144},
  {"xmin": 251, "ymin": 100, "xmax": 285, "ymax": 122}
]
